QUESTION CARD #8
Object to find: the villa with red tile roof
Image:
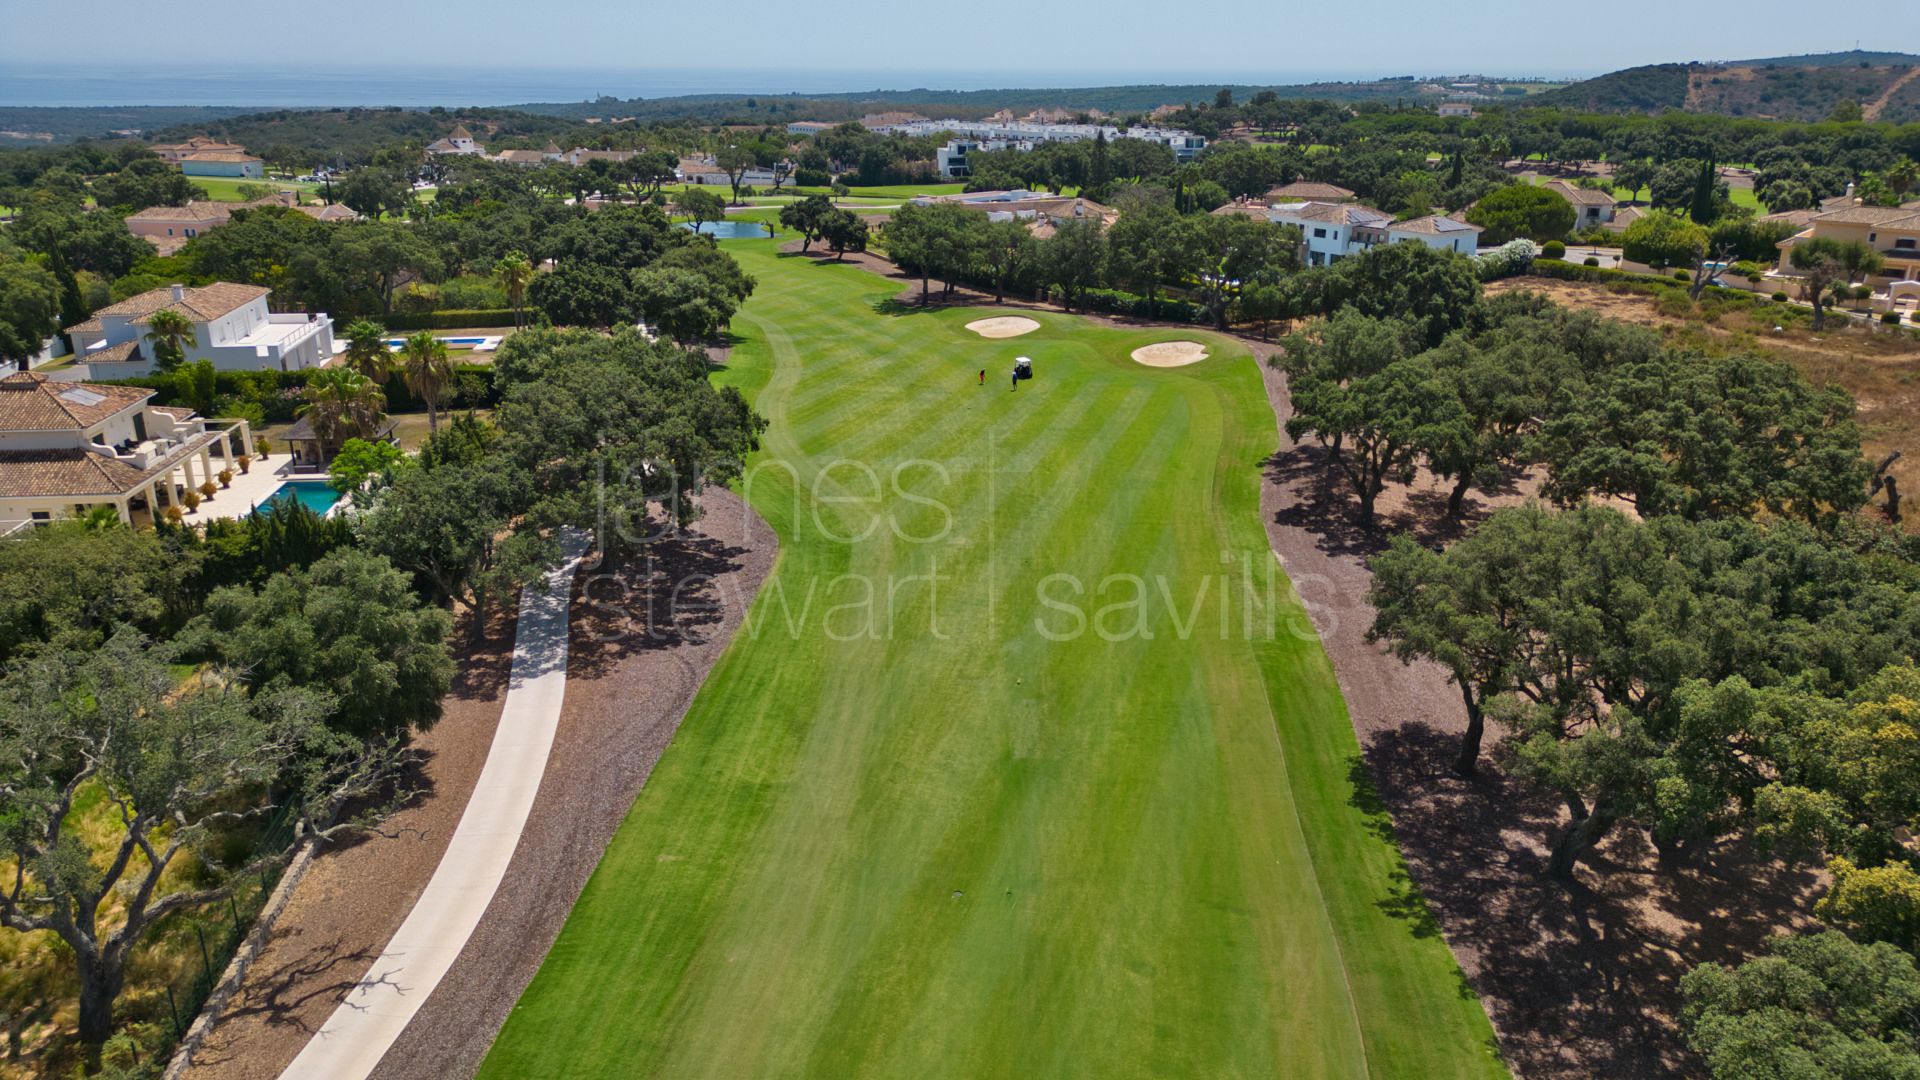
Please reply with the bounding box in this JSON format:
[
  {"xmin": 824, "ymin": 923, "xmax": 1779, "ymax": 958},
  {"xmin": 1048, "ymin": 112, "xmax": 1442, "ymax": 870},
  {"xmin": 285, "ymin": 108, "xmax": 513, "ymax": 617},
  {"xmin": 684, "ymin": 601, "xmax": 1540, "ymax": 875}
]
[
  {"xmin": 0, "ymin": 371, "xmax": 254, "ymax": 532},
  {"xmin": 147, "ymin": 136, "xmax": 245, "ymax": 163},
  {"xmin": 124, "ymin": 194, "xmax": 357, "ymax": 254}
]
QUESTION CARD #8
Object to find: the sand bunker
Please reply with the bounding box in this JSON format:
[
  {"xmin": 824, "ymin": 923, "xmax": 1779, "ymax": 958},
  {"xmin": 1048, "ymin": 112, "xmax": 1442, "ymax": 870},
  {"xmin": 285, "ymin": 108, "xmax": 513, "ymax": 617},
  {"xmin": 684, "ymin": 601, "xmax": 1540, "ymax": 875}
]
[
  {"xmin": 965, "ymin": 316, "xmax": 1041, "ymax": 339},
  {"xmin": 1131, "ymin": 341, "xmax": 1209, "ymax": 367}
]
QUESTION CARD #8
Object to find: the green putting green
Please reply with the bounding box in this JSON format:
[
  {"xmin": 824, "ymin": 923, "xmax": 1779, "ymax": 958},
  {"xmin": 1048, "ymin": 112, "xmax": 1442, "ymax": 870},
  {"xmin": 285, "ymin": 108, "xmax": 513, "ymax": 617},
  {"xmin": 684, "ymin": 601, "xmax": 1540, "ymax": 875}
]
[{"xmin": 479, "ymin": 240, "xmax": 1506, "ymax": 1079}]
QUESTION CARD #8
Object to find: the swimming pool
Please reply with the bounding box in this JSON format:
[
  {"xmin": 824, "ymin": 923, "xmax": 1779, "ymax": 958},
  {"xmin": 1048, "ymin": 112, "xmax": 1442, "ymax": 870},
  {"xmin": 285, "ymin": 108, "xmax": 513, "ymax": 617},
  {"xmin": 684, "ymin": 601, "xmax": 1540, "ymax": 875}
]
[
  {"xmin": 257, "ymin": 480, "xmax": 344, "ymax": 518},
  {"xmin": 681, "ymin": 221, "xmax": 772, "ymax": 239},
  {"xmin": 384, "ymin": 337, "xmax": 489, "ymax": 348}
]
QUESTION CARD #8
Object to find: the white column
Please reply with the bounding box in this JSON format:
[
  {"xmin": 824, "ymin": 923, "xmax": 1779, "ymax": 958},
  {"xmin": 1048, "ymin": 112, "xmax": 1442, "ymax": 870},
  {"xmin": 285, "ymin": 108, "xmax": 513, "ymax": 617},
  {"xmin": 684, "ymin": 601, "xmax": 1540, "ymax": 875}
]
[{"xmin": 200, "ymin": 448, "xmax": 215, "ymax": 490}]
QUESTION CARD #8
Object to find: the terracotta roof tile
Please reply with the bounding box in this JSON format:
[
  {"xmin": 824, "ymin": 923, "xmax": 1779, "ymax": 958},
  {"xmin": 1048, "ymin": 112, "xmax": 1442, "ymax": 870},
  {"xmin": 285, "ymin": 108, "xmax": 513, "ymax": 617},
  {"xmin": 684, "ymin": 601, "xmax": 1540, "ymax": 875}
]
[
  {"xmin": 0, "ymin": 430, "xmax": 223, "ymax": 499},
  {"xmin": 0, "ymin": 372, "xmax": 152, "ymax": 432},
  {"xmin": 92, "ymin": 282, "xmax": 269, "ymax": 324},
  {"xmin": 1392, "ymin": 214, "xmax": 1483, "ymax": 235},
  {"xmin": 181, "ymin": 151, "xmax": 261, "ymax": 164},
  {"xmin": 1814, "ymin": 205, "xmax": 1920, "ymax": 228},
  {"xmin": 124, "ymin": 201, "xmax": 234, "ymax": 223},
  {"xmin": 0, "ymin": 448, "xmax": 148, "ymax": 498},
  {"xmin": 1265, "ymin": 181, "xmax": 1355, "ymax": 202},
  {"xmin": 1543, "ymin": 180, "xmax": 1616, "ymax": 207}
]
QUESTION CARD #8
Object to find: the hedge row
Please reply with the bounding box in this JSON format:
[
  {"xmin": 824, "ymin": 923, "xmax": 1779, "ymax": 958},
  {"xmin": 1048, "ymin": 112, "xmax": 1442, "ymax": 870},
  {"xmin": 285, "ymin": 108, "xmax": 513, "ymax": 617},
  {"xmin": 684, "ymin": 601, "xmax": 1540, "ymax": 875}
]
[
  {"xmin": 1528, "ymin": 259, "xmax": 1791, "ymax": 315},
  {"xmin": 1528, "ymin": 259, "xmax": 1672, "ymax": 288},
  {"xmin": 100, "ymin": 363, "xmax": 501, "ymax": 422},
  {"xmin": 1064, "ymin": 288, "xmax": 1205, "ymax": 324},
  {"xmin": 378, "ymin": 309, "xmax": 519, "ymax": 331}
]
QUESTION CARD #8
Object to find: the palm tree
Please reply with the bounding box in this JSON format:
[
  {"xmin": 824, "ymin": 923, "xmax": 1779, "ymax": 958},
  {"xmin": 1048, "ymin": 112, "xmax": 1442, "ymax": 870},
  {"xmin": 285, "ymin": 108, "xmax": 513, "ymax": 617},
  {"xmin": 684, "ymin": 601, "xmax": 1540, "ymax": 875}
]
[
  {"xmin": 142, "ymin": 309, "xmax": 194, "ymax": 373},
  {"xmin": 342, "ymin": 319, "xmax": 392, "ymax": 384},
  {"xmin": 298, "ymin": 368, "xmax": 387, "ymax": 455},
  {"xmin": 495, "ymin": 251, "xmax": 533, "ymax": 328},
  {"xmin": 401, "ymin": 331, "xmax": 453, "ymax": 433}
]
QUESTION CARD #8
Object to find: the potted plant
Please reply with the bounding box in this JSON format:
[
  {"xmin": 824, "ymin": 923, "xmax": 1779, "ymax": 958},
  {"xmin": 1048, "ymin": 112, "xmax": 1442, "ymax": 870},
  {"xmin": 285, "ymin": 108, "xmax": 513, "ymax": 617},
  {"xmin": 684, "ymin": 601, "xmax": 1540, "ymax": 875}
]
[
  {"xmin": 256, "ymin": 437, "xmax": 272, "ymax": 459},
  {"xmin": 218, "ymin": 468, "xmax": 234, "ymax": 489},
  {"xmin": 199, "ymin": 480, "xmax": 218, "ymax": 501},
  {"xmin": 181, "ymin": 489, "xmax": 202, "ymax": 513},
  {"xmin": 237, "ymin": 454, "xmax": 253, "ymax": 474},
  {"xmin": 163, "ymin": 506, "xmax": 185, "ymax": 526}
]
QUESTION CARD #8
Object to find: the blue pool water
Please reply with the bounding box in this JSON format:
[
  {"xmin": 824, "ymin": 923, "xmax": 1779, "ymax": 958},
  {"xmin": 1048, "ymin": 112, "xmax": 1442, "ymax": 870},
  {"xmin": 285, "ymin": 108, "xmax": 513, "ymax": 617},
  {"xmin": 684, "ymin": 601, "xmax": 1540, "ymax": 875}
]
[
  {"xmin": 384, "ymin": 337, "xmax": 488, "ymax": 348},
  {"xmin": 681, "ymin": 221, "xmax": 772, "ymax": 239},
  {"xmin": 257, "ymin": 481, "xmax": 343, "ymax": 517}
]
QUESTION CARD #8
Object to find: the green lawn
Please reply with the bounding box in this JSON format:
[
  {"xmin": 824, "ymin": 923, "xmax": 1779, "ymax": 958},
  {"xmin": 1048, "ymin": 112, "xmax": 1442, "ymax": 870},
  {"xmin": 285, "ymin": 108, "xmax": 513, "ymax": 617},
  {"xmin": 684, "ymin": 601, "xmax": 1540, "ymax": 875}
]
[
  {"xmin": 189, "ymin": 176, "xmax": 321, "ymax": 202},
  {"xmin": 479, "ymin": 241, "xmax": 1506, "ymax": 1079}
]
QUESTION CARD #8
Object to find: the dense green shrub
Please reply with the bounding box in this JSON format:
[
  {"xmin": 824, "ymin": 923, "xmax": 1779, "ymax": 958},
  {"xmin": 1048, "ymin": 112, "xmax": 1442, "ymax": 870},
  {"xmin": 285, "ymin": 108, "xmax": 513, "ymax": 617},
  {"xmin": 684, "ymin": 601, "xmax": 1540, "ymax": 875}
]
[
  {"xmin": 1583, "ymin": 256, "xmax": 1600, "ymax": 267},
  {"xmin": 100, "ymin": 363, "xmax": 499, "ymax": 420},
  {"xmin": 1885, "ymin": 312, "xmax": 1904, "ymax": 325},
  {"xmin": 1073, "ymin": 288, "xmax": 1204, "ymax": 323},
  {"xmin": 1773, "ymin": 291, "xmax": 1790, "ymax": 302},
  {"xmin": 1541, "ymin": 240, "xmax": 1566, "ymax": 260},
  {"xmin": 379, "ymin": 309, "xmax": 517, "ymax": 330}
]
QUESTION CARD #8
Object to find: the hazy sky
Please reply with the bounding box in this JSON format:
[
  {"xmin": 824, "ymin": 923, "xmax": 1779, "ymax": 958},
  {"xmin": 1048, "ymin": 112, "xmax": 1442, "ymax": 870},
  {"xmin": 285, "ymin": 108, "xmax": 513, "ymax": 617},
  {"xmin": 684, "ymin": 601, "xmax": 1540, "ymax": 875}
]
[{"xmin": 4, "ymin": 1, "xmax": 1915, "ymax": 94}]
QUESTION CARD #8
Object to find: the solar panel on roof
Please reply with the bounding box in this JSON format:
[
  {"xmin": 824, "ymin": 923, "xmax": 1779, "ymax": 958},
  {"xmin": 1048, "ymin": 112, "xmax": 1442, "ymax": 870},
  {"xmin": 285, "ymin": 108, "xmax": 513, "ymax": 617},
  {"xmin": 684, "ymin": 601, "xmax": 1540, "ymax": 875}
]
[{"xmin": 59, "ymin": 388, "xmax": 107, "ymax": 407}]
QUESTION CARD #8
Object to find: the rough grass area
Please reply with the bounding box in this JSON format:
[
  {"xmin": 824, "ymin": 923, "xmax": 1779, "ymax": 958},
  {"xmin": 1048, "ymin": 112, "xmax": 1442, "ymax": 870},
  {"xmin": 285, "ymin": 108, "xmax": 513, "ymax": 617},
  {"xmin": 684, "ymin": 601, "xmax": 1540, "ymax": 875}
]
[
  {"xmin": 478, "ymin": 238, "xmax": 1505, "ymax": 1078},
  {"xmin": 1488, "ymin": 275, "xmax": 1920, "ymax": 531},
  {"xmin": 0, "ymin": 773, "xmax": 274, "ymax": 1078}
]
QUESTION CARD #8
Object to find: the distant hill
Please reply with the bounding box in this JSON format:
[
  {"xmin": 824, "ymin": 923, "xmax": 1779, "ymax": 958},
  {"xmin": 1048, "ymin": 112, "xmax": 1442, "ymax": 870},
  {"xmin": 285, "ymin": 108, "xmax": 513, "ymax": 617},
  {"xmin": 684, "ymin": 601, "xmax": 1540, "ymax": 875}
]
[
  {"xmin": 0, "ymin": 105, "xmax": 259, "ymax": 144},
  {"xmin": 505, "ymin": 77, "xmax": 1561, "ymax": 125},
  {"xmin": 1536, "ymin": 50, "xmax": 1920, "ymax": 122}
]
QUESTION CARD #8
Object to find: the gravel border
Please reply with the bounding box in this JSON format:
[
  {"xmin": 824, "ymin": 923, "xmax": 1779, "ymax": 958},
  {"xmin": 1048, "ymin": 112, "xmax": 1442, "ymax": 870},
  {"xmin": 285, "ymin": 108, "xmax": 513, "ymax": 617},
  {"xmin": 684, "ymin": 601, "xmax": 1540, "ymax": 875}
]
[
  {"xmin": 367, "ymin": 488, "xmax": 776, "ymax": 1080},
  {"xmin": 1254, "ymin": 356, "xmax": 1818, "ymax": 1079}
]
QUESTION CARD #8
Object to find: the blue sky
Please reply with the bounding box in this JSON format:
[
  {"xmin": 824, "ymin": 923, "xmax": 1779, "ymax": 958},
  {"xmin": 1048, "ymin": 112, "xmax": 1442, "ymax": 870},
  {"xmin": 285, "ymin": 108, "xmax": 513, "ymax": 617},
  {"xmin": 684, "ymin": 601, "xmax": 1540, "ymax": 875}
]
[{"xmin": 4, "ymin": 1, "xmax": 1913, "ymax": 94}]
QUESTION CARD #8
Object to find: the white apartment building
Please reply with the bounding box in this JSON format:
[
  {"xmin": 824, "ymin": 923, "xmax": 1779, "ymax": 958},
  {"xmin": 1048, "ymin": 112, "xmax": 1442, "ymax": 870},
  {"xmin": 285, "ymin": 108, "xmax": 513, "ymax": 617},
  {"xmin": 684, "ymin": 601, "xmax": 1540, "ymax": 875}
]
[{"xmin": 879, "ymin": 118, "xmax": 1206, "ymax": 176}]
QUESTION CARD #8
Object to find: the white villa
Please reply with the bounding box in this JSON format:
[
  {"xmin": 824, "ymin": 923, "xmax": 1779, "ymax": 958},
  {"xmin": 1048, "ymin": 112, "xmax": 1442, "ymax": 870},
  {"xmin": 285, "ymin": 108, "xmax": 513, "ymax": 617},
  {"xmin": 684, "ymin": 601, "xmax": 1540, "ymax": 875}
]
[
  {"xmin": 493, "ymin": 141, "xmax": 565, "ymax": 166},
  {"xmin": 0, "ymin": 371, "xmax": 255, "ymax": 532},
  {"xmin": 1541, "ymin": 179, "xmax": 1619, "ymax": 230},
  {"xmin": 148, "ymin": 136, "xmax": 246, "ymax": 164},
  {"xmin": 908, "ymin": 189, "xmax": 1119, "ymax": 236},
  {"xmin": 63, "ymin": 283, "xmax": 335, "ymax": 379},
  {"xmin": 1217, "ymin": 198, "xmax": 1484, "ymax": 264},
  {"xmin": 426, "ymin": 124, "xmax": 485, "ymax": 156}
]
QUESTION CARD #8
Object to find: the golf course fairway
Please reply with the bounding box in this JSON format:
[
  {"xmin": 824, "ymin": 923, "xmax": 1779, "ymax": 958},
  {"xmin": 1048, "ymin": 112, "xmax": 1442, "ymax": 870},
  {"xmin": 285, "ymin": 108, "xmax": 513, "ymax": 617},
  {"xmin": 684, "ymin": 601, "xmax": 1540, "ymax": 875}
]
[{"xmin": 477, "ymin": 236, "xmax": 1506, "ymax": 1079}]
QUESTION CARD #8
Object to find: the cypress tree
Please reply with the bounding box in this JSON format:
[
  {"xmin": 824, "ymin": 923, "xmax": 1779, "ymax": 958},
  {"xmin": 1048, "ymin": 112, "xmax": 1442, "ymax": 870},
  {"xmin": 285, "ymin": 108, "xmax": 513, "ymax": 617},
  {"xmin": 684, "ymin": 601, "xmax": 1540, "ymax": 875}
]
[{"xmin": 1690, "ymin": 158, "xmax": 1717, "ymax": 224}]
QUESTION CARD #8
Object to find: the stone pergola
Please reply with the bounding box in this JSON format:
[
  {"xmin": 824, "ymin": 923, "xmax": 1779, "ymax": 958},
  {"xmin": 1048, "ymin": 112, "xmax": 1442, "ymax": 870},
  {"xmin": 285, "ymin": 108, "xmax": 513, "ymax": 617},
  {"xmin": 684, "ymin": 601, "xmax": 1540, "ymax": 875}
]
[{"xmin": 105, "ymin": 422, "xmax": 258, "ymax": 527}]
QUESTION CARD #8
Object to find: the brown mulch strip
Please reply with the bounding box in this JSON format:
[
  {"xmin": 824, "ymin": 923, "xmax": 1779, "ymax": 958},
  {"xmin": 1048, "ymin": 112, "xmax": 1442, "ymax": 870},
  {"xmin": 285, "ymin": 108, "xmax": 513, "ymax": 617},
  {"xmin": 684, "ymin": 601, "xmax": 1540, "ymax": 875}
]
[
  {"xmin": 184, "ymin": 604, "xmax": 520, "ymax": 1079},
  {"xmin": 367, "ymin": 488, "xmax": 775, "ymax": 1080},
  {"xmin": 183, "ymin": 489, "xmax": 775, "ymax": 1079}
]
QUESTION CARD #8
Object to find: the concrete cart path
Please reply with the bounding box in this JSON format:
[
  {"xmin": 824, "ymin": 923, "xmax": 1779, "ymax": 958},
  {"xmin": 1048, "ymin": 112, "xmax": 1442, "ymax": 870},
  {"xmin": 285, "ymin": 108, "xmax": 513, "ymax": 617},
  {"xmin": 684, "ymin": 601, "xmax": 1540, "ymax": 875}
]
[{"xmin": 279, "ymin": 530, "xmax": 591, "ymax": 1080}]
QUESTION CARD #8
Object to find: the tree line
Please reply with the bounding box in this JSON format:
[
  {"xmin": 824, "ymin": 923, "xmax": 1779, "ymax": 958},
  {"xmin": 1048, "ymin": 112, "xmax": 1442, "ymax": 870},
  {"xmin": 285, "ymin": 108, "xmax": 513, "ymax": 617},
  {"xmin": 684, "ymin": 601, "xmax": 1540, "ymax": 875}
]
[
  {"xmin": 0, "ymin": 328, "xmax": 763, "ymax": 1065},
  {"xmin": 1291, "ymin": 256, "xmax": 1920, "ymax": 1074}
]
